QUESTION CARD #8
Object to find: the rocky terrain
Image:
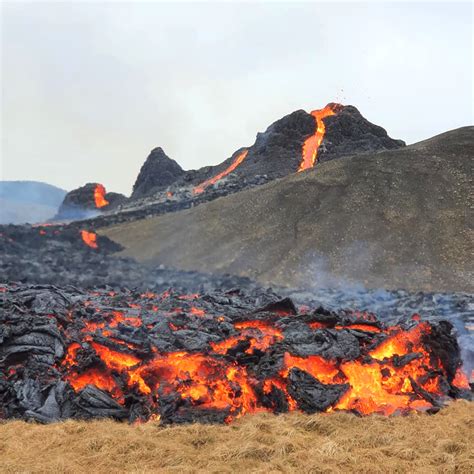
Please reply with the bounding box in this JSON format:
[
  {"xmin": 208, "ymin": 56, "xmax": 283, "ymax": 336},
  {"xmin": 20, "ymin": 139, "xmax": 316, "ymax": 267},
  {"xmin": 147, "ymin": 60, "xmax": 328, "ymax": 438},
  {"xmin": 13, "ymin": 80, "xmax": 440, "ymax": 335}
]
[
  {"xmin": 102, "ymin": 127, "xmax": 473, "ymax": 294},
  {"xmin": 51, "ymin": 103, "xmax": 404, "ymax": 226}
]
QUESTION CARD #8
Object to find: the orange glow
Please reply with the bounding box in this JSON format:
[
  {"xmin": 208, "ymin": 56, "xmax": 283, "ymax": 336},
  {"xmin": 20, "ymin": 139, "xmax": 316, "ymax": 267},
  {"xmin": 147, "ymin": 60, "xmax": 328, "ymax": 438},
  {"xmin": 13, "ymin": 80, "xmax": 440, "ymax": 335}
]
[
  {"xmin": 309, "ymin": 321, "xmax": 329, "ymax": 330},
  {"xmin": 280, "ymin": 353, "xmax": 340, "ymax": 384},
  {"xmin": 190, "ymin": 306, "xmax": 205, "ymax": 317},
  {"xmin": 62, "ymin": 342, "xmax": 81, "ymax": 366},
  {"xmin": 370, "ymin": 323, "xmax": 430, "ymax": 361},
  {"xmin": 94, "ymin": 184, "xmax": 109, "ymax": 208},
  {"xmin": 211, "ymin": 320, "xmax": 284, "ymax": 355},
  {"xmin": 194, "ymin": 149, "xmax": 248, "ymax": 194},
  {"xmin": 452, "ymin": 368, "xmax": 470, "ymax": 389},
  {"xmin": 61, "ymin": 297, "xmax": 463, "ymax": 420},
  {"xmin": 109, "ymin": 310, "xmax": 142, "ymax": 328},
  {"xmin": 127, "ymin": 352, "xmax": 262, "ymax": 420},
  {"xmin": 91, "ymin": 342, "xmax": 141, "ymax": 370},
  {"xmin": 67, "ymin": 368, "xmax": 120, "ymax": 396},
  {"xmin": 80, "ymin": 230, "xmax": 98, "ymax": 249},
  {"xmin": 335, "ymin": 324, "xmax": 382, "ymax": 333},
  {"xmin": 298, "ymin": 103, "xmax": 342, "ymax": 172}
]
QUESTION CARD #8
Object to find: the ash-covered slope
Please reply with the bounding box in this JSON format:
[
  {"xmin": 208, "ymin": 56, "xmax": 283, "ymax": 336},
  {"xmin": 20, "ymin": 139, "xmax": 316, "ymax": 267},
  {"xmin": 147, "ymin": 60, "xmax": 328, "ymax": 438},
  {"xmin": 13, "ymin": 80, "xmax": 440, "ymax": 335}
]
[{"xmin": 102, "ymin": 127, "xmax": 473, "ymax": 293}]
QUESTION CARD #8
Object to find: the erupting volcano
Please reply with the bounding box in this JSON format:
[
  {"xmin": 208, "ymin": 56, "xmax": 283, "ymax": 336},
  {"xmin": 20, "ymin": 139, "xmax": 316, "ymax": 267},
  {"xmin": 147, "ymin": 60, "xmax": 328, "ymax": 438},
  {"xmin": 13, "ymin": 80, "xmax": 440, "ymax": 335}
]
[
  {"xmin": 194, "ymin": 149, "xmax": 249, "ymax": 194},
  {"xmin": 1, "ymin": 284, "xmax": 470, "ymax": 424},
  {"xmin": 93, "ymin": 184, "xmax": 109, "ymax": 208},
  {"xmin": 298, "ymin": 103, "xmax": 343, "ymax": 172}
]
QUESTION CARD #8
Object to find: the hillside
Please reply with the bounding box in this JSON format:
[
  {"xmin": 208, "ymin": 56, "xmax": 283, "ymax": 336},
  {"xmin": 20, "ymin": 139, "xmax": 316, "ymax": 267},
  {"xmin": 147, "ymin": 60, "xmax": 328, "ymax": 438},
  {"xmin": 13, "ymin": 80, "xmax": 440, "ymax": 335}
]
[
  {"xmin": 0, "ymin": 180, "xmax": 67, "ymax": 224},
  {"xmin": 102, "ymin": 127, "xmax": 473, "ymax": 292}
]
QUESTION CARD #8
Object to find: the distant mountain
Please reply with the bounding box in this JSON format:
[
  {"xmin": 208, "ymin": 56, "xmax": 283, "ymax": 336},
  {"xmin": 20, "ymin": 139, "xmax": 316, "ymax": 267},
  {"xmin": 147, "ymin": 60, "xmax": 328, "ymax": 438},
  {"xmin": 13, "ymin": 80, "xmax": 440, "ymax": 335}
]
[{"xmin": 0, "ymin": 181, "xmax": 67, "ymax": 224}]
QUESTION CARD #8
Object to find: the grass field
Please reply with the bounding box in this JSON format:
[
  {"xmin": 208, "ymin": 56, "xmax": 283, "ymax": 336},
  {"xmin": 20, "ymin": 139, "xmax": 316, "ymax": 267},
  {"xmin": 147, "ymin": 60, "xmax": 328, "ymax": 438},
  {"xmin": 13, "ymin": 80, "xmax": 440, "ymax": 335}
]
[{"xmin": 0, "ymin": 401, "xmax": 472, "ymax": 473}]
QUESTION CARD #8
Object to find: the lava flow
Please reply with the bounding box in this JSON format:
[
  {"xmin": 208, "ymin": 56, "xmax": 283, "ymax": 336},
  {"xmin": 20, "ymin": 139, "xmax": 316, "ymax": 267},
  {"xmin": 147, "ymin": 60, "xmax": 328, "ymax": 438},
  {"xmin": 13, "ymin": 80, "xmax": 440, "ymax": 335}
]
[
  {"xmin": 94, "ymin": 184, "xmax": 109, "ymax": 208},
  {"xmin": 2, "ymin": 284, "xmax": 471, "ymax": 424},
  {"xmin": 80, "ymin": 230, "xmax": 98, "ymax": 249},
  {"xmin": 194, "ymin": 149, "xmax": 249, "ymax": 194},
  {"xmin": 298, "ymin": 103, "xmax": 343, "ymax": 172}
]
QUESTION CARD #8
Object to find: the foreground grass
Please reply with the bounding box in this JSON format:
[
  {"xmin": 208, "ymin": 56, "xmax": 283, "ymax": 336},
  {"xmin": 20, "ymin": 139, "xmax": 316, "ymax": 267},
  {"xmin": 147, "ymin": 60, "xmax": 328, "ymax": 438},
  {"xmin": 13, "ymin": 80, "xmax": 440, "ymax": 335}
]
[{"xmin": 0, "ymin": 401, "xmax": 472, "ymax": 473}]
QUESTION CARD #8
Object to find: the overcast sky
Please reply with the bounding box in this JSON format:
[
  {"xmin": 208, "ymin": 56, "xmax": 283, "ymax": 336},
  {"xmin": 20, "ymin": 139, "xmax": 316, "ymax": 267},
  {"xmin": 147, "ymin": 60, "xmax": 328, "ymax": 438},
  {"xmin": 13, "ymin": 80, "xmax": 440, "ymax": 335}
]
[{"xmin": 1, "ymin": 1, "xmax": 472, "ymax": 195}]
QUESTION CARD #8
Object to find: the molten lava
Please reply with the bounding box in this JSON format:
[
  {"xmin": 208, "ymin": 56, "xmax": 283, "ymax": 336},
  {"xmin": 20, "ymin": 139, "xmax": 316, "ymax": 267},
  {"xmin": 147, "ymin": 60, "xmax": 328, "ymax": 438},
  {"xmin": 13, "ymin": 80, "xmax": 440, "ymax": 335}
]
[
  {"xmin": 298, "ymin": 103, "xmax": 343, "ymax": 172},
  {"xmin": 5, "ymin": 284, "xmax": 463, "ymax": 424},
  {"xmin": 194, "ymin": 149, "xmax": 248, "ymax": 194},
  {"xmin": 94, "ymin": 184, "xmax": 109, "ymax": 208},
  {"xmin": 80, "ymin": 230, "xmax": 98, "ymax": 249}
]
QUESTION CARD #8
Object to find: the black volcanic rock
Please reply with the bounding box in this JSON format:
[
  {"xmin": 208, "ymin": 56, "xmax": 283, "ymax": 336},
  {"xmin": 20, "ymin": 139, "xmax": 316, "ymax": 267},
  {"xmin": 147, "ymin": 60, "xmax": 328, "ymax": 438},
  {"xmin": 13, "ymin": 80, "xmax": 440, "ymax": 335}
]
[
  {"xmin": 55, "ymin": 183, "xmax": 125, "ymax": 221},
  {"xmin": 319, "ymin": 105, "xmax": 406, "ymax": 163},
  {"xmin": 195, "ymin": 110, "xmax": 316, "ymax": 183},
  {"xmin": 102, "ymin": 104, "xmax": 404, "ymax": 216},
  {"xmin": 132, "ymin": 147, "xmax": 185, "ymax": 199},
  {"xmin": 188, "ymin": 104, "xmax": 404, "ymax": 187},
  {"xmin": 105, "ymin": 192, "xmax": 127, "ymax": 208}
]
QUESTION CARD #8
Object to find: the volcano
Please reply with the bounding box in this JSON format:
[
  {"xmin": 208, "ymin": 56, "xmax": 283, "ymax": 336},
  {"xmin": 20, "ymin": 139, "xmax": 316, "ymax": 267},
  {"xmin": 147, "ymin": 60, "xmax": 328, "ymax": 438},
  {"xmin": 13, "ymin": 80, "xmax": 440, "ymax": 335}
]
[
  {"xmin": 48, "ymin": 104, "xmax": 404, "ymax": 226},
  {"xmin": 55, "ymin": 183, "xmax": 126, "ymax": 221}
]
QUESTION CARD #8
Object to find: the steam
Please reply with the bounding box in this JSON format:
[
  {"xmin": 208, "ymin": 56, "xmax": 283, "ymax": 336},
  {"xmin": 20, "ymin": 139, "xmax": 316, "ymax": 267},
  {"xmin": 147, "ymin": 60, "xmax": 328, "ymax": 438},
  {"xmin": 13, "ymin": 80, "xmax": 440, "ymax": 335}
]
[{"xmin": 291, "ymin": 248, "xmax": 474, "ymax": 378}]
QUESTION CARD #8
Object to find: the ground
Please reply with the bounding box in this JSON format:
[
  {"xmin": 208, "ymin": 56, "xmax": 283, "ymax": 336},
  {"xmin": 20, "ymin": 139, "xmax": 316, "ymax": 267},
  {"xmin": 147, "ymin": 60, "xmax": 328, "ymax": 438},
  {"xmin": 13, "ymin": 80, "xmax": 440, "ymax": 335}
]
[{"xmin": 1, "ymin": 401, "xmax": 472, "ymax": 473}]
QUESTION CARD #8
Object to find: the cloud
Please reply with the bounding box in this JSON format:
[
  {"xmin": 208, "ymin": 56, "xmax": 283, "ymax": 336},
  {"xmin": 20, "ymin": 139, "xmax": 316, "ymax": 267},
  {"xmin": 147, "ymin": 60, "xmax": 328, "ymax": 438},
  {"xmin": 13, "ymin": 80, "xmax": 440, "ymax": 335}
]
[{"xmin": 1, "ymin": 2, "xmax": 472, "ymax": 194}]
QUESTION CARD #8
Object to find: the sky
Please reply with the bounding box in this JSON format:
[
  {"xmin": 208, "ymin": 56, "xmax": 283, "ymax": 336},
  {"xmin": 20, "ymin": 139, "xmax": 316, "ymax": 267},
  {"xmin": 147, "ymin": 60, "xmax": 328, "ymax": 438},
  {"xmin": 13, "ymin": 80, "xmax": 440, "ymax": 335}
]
[{"xmin": 1, "ymin": 1, "xmax": 472, "ymax": 195}]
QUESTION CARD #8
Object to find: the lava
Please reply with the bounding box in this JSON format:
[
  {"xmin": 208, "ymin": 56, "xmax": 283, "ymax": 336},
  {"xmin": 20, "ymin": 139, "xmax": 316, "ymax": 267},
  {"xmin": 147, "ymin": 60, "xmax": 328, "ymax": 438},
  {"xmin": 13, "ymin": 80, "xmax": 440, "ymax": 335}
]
[
  {"xmin": 62, "ymin": 299, "xmax": 468, "ymax": 421},
  {"xmin": 298, "ymin": 103, "xmax": 343, "ymax": 172},
  {"xmin": 3, "ymin": 284, "xmax": 470, "ymax": 424},
  {"xmin": 194, "ymin": 149, "xmax": 249, "ymax": 194},
  {"xmin": 94, "ymin": 184, "xmax": 109, "ymax": 208},
  {"xmin": 80, "ymin": 230, "xmax": 98, "ymax": 249}
]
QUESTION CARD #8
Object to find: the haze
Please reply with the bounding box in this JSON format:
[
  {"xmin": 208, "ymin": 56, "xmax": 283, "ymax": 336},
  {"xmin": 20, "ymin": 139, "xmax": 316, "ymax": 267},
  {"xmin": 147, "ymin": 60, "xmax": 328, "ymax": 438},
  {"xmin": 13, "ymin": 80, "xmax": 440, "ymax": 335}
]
[{"xmin": 1, "ymin": 1, "xmax": 472, "ymax": 195}]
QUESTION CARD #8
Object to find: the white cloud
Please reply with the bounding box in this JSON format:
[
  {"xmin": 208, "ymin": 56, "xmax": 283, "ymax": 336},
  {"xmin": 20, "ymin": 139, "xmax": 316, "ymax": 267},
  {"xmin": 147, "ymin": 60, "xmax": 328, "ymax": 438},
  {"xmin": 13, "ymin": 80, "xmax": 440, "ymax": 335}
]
[{"xmin": 1, "ymin": 1, "xmax": 472, "ymax": 194}]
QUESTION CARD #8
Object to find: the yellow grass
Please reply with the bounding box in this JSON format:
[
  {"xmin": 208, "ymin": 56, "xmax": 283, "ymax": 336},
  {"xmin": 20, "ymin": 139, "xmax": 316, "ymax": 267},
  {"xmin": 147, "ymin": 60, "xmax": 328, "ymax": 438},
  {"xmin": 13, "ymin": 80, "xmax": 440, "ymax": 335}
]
[{"xmin": 0, "ymin": 401, "xmax": 472, "ymax": 473}]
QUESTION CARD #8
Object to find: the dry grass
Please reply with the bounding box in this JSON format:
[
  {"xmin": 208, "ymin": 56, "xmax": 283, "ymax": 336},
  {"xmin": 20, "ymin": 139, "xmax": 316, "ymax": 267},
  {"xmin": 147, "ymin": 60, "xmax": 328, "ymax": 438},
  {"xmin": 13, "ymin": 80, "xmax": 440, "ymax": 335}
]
[{"xmin": 0, "ymin": 401, "xmax": 472, "ymax": 473}]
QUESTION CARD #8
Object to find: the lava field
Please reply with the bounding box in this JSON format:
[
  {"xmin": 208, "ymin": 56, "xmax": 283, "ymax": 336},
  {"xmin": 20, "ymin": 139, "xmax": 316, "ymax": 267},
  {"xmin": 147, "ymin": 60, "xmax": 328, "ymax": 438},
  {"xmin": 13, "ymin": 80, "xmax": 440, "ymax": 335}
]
[
  {"xmin": 1, "ymin": 104, "xmax": 472, "ymax": 425},
  {"xmin": 1, "ymin": 283, "xmax": 471, "ymax": 424}
]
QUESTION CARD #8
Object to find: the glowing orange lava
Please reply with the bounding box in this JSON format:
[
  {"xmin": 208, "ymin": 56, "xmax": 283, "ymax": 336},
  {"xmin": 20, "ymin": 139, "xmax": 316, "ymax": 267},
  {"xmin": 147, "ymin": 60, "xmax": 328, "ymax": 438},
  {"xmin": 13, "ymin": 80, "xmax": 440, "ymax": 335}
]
[
  {"xmin": 194, "ymin": 149, "xmax": 248, "ymax": 194},
  {"xmin": 80, "ymin": 230, "xmax": 98, "ymax": 249},
  {"xmin": 298, "ymin": 103, "xmax": 342, "ymax": 172},
  {"xmin": 58, "ymin": 290, "xmax": 469, "ymax": 422},
  {"xmin": 94, "ymin": 184, "xmax": 109, "ymax": 208}
]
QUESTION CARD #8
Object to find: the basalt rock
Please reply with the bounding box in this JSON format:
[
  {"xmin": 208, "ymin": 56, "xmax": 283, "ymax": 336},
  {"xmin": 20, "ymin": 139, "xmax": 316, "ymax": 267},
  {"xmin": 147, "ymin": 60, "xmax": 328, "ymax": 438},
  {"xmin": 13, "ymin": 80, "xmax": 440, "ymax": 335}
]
[
  {"xmin": 121, "ymin": 104, "xmax": 404, "ymax": 217},
  {"xmin": 319, "ymin": 105, "xmax": 406, "ymax": 162},
  {"xmin": 131, "ymin": 147, "xmax": 185, "ymax": 199}
]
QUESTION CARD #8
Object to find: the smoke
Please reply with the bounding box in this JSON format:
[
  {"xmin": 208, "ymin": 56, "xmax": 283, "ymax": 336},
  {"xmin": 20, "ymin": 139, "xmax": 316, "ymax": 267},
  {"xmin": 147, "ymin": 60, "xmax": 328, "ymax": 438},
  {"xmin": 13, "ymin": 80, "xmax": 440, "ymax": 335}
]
[{"xmin": 295, "ymin": 247, "xmax": 474, "ymax": 376}]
